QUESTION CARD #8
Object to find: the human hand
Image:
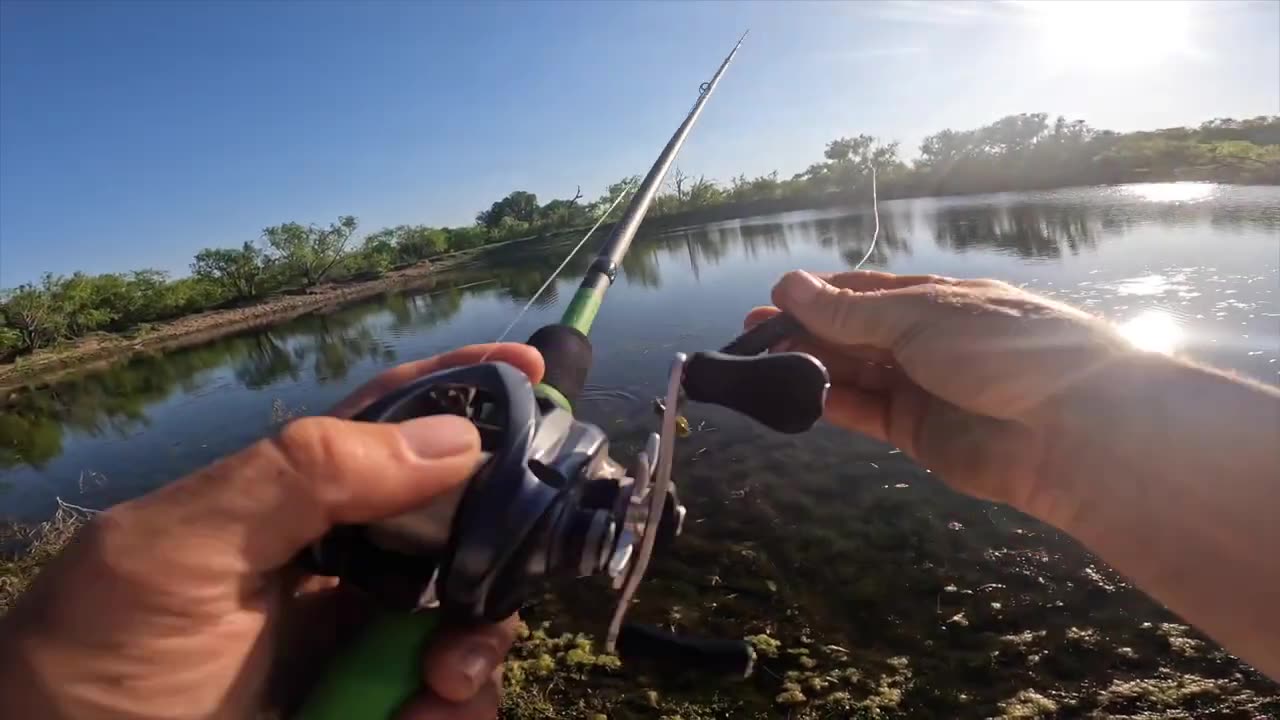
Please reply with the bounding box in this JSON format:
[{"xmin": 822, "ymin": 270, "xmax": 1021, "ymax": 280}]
[
  {"xmin": 0, "ymin": 343, "xmax": 544, "ymax": 720},
  {"xmin": 746, "ymin": 270, "xmax": 1133, "ymax": 509}
]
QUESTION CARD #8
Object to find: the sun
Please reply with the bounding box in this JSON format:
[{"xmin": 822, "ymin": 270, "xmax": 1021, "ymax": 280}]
[{"xmin": 1022, "ymin": 0, "xmax": 1195, "ymax": 70}]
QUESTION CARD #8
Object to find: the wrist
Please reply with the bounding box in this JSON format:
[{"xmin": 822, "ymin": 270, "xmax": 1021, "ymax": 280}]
[{"xmin": 1022, "ymin": 351, "xmax": 1183, "ymax": 529}]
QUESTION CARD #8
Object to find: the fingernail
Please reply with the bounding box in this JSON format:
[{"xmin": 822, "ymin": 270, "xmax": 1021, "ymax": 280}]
[
  {"xmin": 398, "ymin": 415, "xmax": 479, "ymax": 459},
  {"xmin": 781, "ymin": 270, "xmax": 825, "ymax": 305},
  {"xmin": 457, "ymin": 642, "xmax": 497, "ymax": 691}
]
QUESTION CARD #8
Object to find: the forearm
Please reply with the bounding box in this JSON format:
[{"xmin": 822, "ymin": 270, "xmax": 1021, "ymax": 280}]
[{"xmin": 1030, "ymin": 353, "xmax": 1280, "ymax": 678}]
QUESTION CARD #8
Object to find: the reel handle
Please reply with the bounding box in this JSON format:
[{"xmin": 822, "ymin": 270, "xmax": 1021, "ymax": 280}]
[
  {"xmin": 720, "ymin": 311, "xmax": 804, "ymax": 356},
  {"xmin": 617, "ymin": 623, "xmax": 756, "ymax": 678},
  {"xmin": 682, "ymin": 351, "xmax": 829, "ymax": 434}
]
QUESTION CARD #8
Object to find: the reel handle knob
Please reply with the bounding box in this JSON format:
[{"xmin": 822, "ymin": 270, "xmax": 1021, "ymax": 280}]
[
  {"xmin": 720, "ymin": 312, "xmax": 805, "ymax": 356},
  {"xmin": 616, "ymin": 623, "xmax": 755, "ymax": 679},
  {"xmin": 682, "ymin": 351, "xmax": 829, "ymax": 434}
]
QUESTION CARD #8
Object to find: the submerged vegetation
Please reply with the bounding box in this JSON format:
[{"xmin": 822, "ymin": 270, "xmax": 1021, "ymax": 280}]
[
  {"xmin": 3, "ymin": 113, "xmax": 1277, "ymax": 363},
  {"xmin": 484, "ymin": 417, "xmax": 1279, "ymax": 718}
]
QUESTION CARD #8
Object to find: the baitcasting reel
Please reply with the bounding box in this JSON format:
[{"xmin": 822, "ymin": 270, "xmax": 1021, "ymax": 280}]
[{"xmin": 304, "ymin": 321, "xmax": 827, "ymax": 677}]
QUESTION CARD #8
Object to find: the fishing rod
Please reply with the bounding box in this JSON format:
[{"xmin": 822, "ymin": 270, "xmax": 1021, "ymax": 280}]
[
  {"xmin": 522, "ymin": 29, "xmax": 749, "ymax": 412},
  {"xmin": 297, "ymin": 33, "xmax": 830, "ymax": 720}
]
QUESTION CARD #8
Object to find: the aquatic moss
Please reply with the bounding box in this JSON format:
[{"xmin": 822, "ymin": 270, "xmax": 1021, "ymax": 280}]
[
  {"xmin": 885, "ymin": 656, "xmax": 911, "ymax": 671},
  {"xmin": 998, "ymin": 688, "xmax": 1059, "ymax": 718},
  {"xmin": 1065, "ymin": 626, "xmax": 1101, "ymax": 647},
  {"xmin": 999, "ymin": 630, "xmax": 1047, "ymax": 650},
  {"xmin": 745, "ymin": 633, "xmax": 781, "ymax": 657},
  {"xmin": 1156, "ymin": 623, "xmax": 1204, "ymax": 657},
  {"xmin": 822, "ymin": 690, "xmax": 851, "ymax": 705},
  {"xmin": 804, "ymin": 675, "xmax": 831, "ymax": 693},
  {"xmin": 774, "ymin": 681, "xmax": 807, "ymax": 706},
  {"xmin": 1097, "ymin": 670, "xmax": 1226, "ymax": 708}
]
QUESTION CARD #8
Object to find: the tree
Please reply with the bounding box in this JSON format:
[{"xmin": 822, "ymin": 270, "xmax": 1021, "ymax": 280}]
[
  {"xmin": 0, "ymin": 276, "xmax": 67, "ymax": 352},
  {"xmin": 684, "ymin": 175, "xmax": 724, "ymax": 207},
  {"xmin": 493, "ymin": 215, "xmax": 532, "ymax": 240},
  {"xmin": 347, "ymin": 233, "xmax": 398, "ymax": 276},
  {"xmin": 798, "ymin": 135, "xmax": 902, "ymax": 192},
  {"xmin": 668, "ymin": 167, "xmax": 691, "ymax": 202},
  {"xmin": 728, "ymin": 172, "xmax": 783, "ymax": 202},
  {"xmin": 446, "ymin": 225, "xmax": 490, "ymax": 251},
  {"xmin": 262, "ymin": 215, "xmax": 357, "ymax": 287},
  {"xmin": 917, "ymin": 128, "xmax": 980, "ymax": 170},
  {"xmin": 981, "ymin": 112, "xmax": 1050, "ymax": 155},
  {"xmin": 0, "ymin": 323, "xmax": 21, "ymax": 360},
  {"xmin": 395, "ymin": 226, "xmax": 451, "ymax": 262},
  {"xmin": 538, "ymin": 196, "xmax": 588, "ymax": 227},
  {"xmin": 192, "ymin": 242, "xmax": 270, "ymax": 300},
  {"xmin": 477, "ymin": 191, "xmax": 540, "ymax": 229},
  {"xmin": 48, "ymin": 273, "xmax": 116, "ymax": 335},
  {"xmin": 590, "ymin": 177, "xmax": 640, "ymax": 221}
]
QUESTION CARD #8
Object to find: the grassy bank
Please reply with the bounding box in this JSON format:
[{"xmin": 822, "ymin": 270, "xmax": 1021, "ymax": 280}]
[
  {"xmin": 0, "ymin": 242, "xmax": 545, "ymax": 393},
  {"xmin": 0, "ymin": 261, "xmax": 441, "ymax": 393}
]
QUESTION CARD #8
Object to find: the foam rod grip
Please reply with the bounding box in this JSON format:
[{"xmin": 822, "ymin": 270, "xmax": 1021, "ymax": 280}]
[
  {"xmin": 294, "ymin": 611, "xmax": 441, "ymax": 720},
  {"xmin": 527, "ymin": 324, "xmax": 593, "ymax": 407},
  {"xmin": 616, "ymin": 623, "xmax": 756, "ymax": 679},
  {"xmin": 682, "ymin": 351, "xmax": 829, "ymax": 434}
]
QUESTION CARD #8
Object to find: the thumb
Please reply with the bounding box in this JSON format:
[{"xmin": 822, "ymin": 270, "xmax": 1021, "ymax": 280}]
[
  {"xmin": 771, "ymin": 270, "xmax": 912, "ymax": 349},
  {"xmin": 119, "ymin": 414, "xmax": 481, "ymax": 572}
]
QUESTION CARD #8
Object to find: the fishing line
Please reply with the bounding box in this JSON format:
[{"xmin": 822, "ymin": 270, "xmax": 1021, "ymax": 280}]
[
  {"xmin": 849, "ymin": 165, "xmax": 880, "ymax": 271},
  {"xmin": 485, "ymin": 186, "xmax": 633, "ymax": 352}
]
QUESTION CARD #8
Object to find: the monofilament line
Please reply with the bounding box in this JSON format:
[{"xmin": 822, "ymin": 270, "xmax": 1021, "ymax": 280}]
[
  {"xmin": 485, "ymin": 188, "xmax": 633, "ymax": 353},
  {"xmin": 849, "ymin": 165, "xmax": 880, "ymax": 271}
]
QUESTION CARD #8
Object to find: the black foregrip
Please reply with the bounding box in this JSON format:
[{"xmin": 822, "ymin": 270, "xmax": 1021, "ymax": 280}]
[
  {"xmin": 617, "ymin": 623, "xmax": 755, "ymax": 678},
  {"xmin": 526, "ymin": 324, "xmax": 593, "ymax": 406},
  {"xmin": 683, "ymin": 351, "xmax": 828, "ymax": 434}
]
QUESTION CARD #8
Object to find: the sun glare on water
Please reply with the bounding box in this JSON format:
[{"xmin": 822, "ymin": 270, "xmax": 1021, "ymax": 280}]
[
  {"xmin": 1118, "ymin": 309, "xmax": 1185, "ymax": 355},
  {"xmin": 1025, "ymin": 0, "xmax": 1194, "ymax": 69},
  {"xmin": 1127, "ymin": 183, "xmax": 1218, "ymax": 203}
]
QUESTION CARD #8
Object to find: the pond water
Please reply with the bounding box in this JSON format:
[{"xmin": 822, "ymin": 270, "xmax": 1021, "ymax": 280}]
[{"xmin": 2, "ymin": 183, "xmax": 1278, "ymax": 716}]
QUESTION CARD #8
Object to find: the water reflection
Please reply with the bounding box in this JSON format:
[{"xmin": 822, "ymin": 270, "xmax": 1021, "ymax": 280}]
[
  {"xmin": 2, "ymin": 185, "xmax": 1277, "ymax": 485},
  {"xmin": 0, "ymin": 288, "xmax": 464, "ymax": 470},
  {"xmin": 813, "ymin": 211, "xmax": 909, "ymax": 267},
  {"xmin": 932, "ymin": 204, "xmax": 1099, "ymax": 258}
]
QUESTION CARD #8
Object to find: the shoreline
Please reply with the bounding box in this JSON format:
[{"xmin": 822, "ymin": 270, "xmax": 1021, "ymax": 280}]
[
  {"xmin": 0, "ymin": 255, "xmax": 475, "ymax": 394},
  {"xmin": 0, "ymin": 222, "xmax": 606, "ymax": 394}
]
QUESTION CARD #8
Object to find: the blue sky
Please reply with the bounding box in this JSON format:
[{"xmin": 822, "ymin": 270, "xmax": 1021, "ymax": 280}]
[{"xmin": 1, "ymin": 0, "xmax": 1277, "ymax": 287}]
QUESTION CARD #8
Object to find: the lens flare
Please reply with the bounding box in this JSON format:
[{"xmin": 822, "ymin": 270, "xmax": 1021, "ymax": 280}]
[{"xmin": 1118, "ymin": 309, "xmax": 1185, "ymax": 355}]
